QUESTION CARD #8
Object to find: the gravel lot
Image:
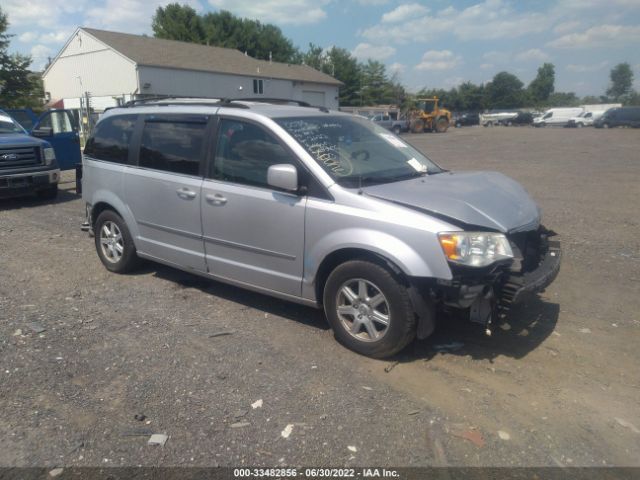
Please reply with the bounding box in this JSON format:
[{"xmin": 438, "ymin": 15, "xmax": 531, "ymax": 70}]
[{"xmin": 1, "ymin": 126, "xmax": 639, "ymax": 468}]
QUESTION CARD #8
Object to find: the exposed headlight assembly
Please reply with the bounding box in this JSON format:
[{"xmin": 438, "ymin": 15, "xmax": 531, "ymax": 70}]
[
  {"xmin": 438, "ymin": 232, "xmax": 513, "ymax": 267},
  {"xmin": 43, "ymin": 147, "xmax": 56, "ymax": 165}
]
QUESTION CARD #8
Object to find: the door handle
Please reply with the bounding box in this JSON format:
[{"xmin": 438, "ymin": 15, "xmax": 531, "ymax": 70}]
[
  {"xmin": 176, "ymin": 187, "xmax": 197, "ymax": 200},
  {"xmin": 205, "ymin": 193, "xmax": 227, "ymax": 205}
]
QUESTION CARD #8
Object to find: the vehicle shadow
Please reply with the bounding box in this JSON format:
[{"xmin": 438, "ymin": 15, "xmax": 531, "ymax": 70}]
[
  {"xmin": 407, "ymin": 296, "xmax": 560, "ymax": 362},
  {"xmin": 146, "ymin": 263, "xmax": 330, "ymax": 331},
  {"xmin": 125, "ymin": 262, "xmax": 558, "ymax": 357},
  {"xmin": 0, "ymin": 182, "xmax": 79, "ymax": 211}
]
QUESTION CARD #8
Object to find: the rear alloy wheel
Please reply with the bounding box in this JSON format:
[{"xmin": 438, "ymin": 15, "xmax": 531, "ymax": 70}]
[
  {"xmin": 94, "ymin": 210, "xmax": 140, "ymax": 273},
  {"xmin": 603, "ymin": 123, "xmax": 610, "ymax": 129},
  {"xmin": 323, "ymin": 260, "xmax": 416, "ymax": 358},
  {"xmin": 393, "ymin": 125, "xmax": 401, "ymax": 135},
  {"xmin": 576, "ymin": 122, "xmax": 584, "ymax": 128}
]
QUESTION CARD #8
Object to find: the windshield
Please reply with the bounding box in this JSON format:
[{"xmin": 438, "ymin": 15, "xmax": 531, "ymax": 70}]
[
  {"xmin": 0, "ymin": 112, "xmax": 26, "ymax": 134},
  {"xmin": 276, "ymin": 115, "xmax": 443, "ymax": 187}
]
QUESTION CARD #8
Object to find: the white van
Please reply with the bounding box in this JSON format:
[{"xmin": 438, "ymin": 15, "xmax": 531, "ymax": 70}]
[
  {"xmin": 568, "ymin": 104, "xmax": 622, "ymax": 128},
  {"xmin": 533, "ymin": 108, "xmax": 584, "ymax": 127}
]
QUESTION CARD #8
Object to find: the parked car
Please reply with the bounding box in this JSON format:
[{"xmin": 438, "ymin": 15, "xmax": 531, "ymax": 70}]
[
  {"xmin": 500, "ymin": 111, "xmax": 534, "ymax": 126},
  {"xmin": 4, "ymin": 108, "xmax": 82, "ymax": 170},
  {"xmin": 480, "ymin": 111, "xmax": 518, "ymax": 127},
  {"xmin": 533, "ymin": 108, "xmax": 584, "ymax": 127},
  {"xmin": 567, "ymin": 111, "xmax": 599, "ymax": 128},
  {"xmin": 371, "ymin": 114, "xmax": 409, "ymax": 135},
  {"xmin": 453, "ymin": 112, "xmax": 479, "ymax": 127},
  {"xmin": 81, "ymin": 98, "xmax": 561, "ymax": 358},
  {"xmin": 0, "ymin": 109, "xmax": 60, "ymax": 199},
  {"xmin": 593, "ymin": 107, "xmax": 640, "ymax": 128}
]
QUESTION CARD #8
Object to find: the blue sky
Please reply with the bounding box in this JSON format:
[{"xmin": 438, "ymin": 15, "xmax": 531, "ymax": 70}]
[{"xmin": 4, "ymin": 0, "xmax": 640, "ymax": 96}]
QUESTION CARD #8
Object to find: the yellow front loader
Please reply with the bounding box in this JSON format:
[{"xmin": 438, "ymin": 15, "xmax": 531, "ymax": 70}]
[{"xmin": 409, "ymin": 97, "xmax": 452, "ymax": 133}]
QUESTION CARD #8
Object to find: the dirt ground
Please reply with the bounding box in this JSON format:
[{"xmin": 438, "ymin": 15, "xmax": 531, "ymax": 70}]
[{"xmin": 1, "ymin": 126, "xmax": 639, "ymax": 468}]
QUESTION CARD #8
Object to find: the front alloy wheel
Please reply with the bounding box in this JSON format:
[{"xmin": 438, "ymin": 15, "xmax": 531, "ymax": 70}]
[
  {"xmin": 336, "ymin": 278, "xmax": 390, "ymax": 342},
  {"xmin": 323, "ymin": 260, "xmax": 416, "ymax": 358}
]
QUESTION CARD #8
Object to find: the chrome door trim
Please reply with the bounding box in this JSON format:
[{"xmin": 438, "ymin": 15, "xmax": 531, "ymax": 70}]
[
  {"xmin": 137, "ymin": 219, "xmax": 203, "ymax": 241},
  {"xmin": 202, "ymin": 234, "xmax": 296, "ymax": 260}
]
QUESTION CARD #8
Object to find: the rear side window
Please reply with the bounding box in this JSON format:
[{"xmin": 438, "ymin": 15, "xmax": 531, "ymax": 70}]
[
  {"xmin": 139, "ymin": 117, "xmax": 206, "ymax": 176},
  {"xmin": 84, "ymin": 115, "xmax": 137, "ymax": 164}
]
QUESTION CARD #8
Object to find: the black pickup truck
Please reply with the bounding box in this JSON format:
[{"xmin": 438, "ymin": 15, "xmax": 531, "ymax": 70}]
[{"xmin": 0, "ymin": 109, "xmax": 60, "ymax": 199}]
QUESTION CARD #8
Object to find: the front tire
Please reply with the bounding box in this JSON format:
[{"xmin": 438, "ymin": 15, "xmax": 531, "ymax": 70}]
[
  {"xmin": 323, "ymin": 260, "xmax": 416, "ymax": 358},
  {"xmin": 94, "ymin": 210, "xmax": 140, "ymax": 273},
  {"xmin": 393, "ymin": 125, "xmax": 401, "ymax": 135}
]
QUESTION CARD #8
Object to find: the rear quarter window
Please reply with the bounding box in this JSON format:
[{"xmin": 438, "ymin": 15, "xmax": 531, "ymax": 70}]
[{"xmin": 84, "ymin": 115, "xmax": 138, "ymax": 164}]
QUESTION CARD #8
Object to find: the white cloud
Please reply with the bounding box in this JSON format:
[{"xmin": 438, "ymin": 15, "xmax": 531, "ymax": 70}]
[
  {"xmin": 86, "ymin": 0, "xmax": 201, "ymax": 33},
  {"xmin": 482, "ymin": 50, "xmax": 509, "ymax": 63},
  {"xmin": 39, "ymin": 29, "xmax": 75, "ymax": 44},
  {"xmin": 480, "ymin": 63, "xmax": 494, "ymax": 70},
  {"xmin": 381, "ymin": 4, "xmax": 428, "ymax": 23},
  {"xmin": 208, "ymin": 0, "xmax": 330, "ymax": 25},
  {"xmin": 415, "ymin": 50, "xmax": 462, "ymax": 71},
  {"xmin": 548, "ymin": 24, "xmax": 640, "ymax": 48},
  {"xmin": 30, "ymin": 44, "xmax": 55, "ymax": 70},
  {"xmin": 352, "ymin": 43, "xmax": 396, "ymax": 61},
  {"xmin": 514, "ymin": 48, "xmax": 549, "ymax": 62},
  {"xmin": 443, "ymin": 76, "xmax": 465, "ymax": 88},
  {"xmin": 363, "ymin": 0, "xmax": 550, "ymax": 44},
  {"xmin": 388, "ymin": 62, "xmax": 406, "ymax": 75},
  {"xmin": 18, "ymin": 32, "xmax": 38, "ymax": 43},
  {"xmin": 2, "ymin": 0, "xmax": 87, "ymax": 28},
  {"xmin": 566, "ymin": 61, "xmax": 609, "ymax": 72},
  {"xmin": 355, "ymin": 0, "xmax": 389, "ymax": 4},
  {"xmin": 553, "ymin": 20, "xmax": 581, "ymax": 34}
]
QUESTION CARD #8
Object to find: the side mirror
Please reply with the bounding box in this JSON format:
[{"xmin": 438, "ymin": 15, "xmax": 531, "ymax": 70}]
[
  {"xmin": 32, "ymin": 127, "xmax": 53, "ymax": 138},
  {"xmin": 267, "ymin": 164, "xmax": 298, "ymax": 192}
]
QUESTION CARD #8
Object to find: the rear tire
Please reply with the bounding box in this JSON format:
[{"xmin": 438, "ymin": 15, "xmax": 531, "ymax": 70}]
[
  {"xmin": 323, "ymin": 260, "xmax": 416, "ymax": 358},
  {"xmin": 37, "ymin": 185, "xmax": 58, "ymax": 200},
  {"xmin": 393, "ymin": 125, "xmax": 401, "ymax": 135},
  {"xmin": 94, "ymin": 210, "xmax": 140, "ymax": 273}
]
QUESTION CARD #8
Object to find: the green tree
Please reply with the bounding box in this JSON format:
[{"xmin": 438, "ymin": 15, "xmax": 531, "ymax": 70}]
[
  {"xmin": 152, "ymin": 4, "xmax": 299, "ymax": 63},
  {"xmin": 152, "ymin": 3, "xmax": 204, "ymax": 42},
  {"xmin": 326, "ymin": 47, "xmax": 361, "ymax": 106},
  {"xmin": 606, "ymin": 62, "xmax": 634, "ymax": 100},
  {"xmin": 547, "ymin": 91, "xmax": 580, "ymax": 107},
  {"xmin": 528, "ymin": 63, "xmax": 555, "ymax": 106},
  {"xmin": 485, "ymin": 72, "xmax": 525, "ymax": 108},
  {"xmin": 0, "ymin": 7, "xmax": 42, "ymax": 108},
  {"xmin": 359, "ymin": 60, "xmax": 395, "ymax": 106}
]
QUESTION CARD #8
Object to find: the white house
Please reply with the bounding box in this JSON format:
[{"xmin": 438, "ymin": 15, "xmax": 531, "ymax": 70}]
[{"xmin": 42, "ymin": 28, "xmax": 342, "ymax": 116}]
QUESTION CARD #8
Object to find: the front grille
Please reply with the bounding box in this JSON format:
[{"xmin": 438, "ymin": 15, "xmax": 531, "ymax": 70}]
[{"xmin": 0, "ymin": 146, "xmax": 41, "ymax": 169}]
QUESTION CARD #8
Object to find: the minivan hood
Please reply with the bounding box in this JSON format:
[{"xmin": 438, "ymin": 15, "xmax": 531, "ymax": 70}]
[{"xmin": 362, "ymin": 171, "xmax": 540, "ymax": 233}]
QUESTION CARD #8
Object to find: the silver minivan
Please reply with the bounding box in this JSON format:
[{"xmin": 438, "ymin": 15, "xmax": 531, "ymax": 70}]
[{"xmin": 82, "ymin": 98, "xmax": 561, "ymax": 358}]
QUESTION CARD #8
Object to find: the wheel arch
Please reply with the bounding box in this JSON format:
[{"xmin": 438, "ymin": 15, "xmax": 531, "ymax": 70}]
[
  {"xmin": 314, "ymin": 248, "xmax": 407, "ymax": 305},
  {"xmin": 88, "ymin": 191, "xmax": 139, "ymax": 246}
]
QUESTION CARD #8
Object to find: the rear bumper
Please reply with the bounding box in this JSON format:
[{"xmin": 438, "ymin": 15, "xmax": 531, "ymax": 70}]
[{"xmin": 499, "ymin": 240, "xmax": 562, "ymax": 308}]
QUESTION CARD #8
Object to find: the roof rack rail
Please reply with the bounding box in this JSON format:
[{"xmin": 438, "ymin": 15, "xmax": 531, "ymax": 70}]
[
  {"xmin": 121, "ymin": 96, "xmax": 249, "ymax": 109},
  {"xmin": 224, "ymin": 97, "xmax": 330, "ymax": 113},
  {"xmin": 227, "ymin": 97, "xmax": 311, "ymax": 107}
]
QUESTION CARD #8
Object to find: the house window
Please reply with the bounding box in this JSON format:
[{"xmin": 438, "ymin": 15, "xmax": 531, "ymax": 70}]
[{"xmin": 253, "ymin": 79, "xmax": 264, "ymax": 95}]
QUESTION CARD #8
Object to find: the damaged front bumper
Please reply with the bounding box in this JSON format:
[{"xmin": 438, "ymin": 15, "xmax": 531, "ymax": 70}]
[{"xmin": 416, "ymin": 227, "xmax": 562, "ymax": 336}]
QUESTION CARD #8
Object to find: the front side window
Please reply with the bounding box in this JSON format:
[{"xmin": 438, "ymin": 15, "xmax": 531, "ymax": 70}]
[
  {"xmin": 276, "ymin": 115, "xmax": 442, "ymax": 188},
  {"xmin": 39, "ymin": 111, "xmax": 74, "ymax": 134},
  {"xmin": 139, "ymin": 117, "xmax": 206, "ymax": 176},
  {"xmin": 543, "ymin": 112, "xmax": 552, "ymax": 119},
  {"xmin": 212, "ymin": 119, "xmax": 294, "ymax": 188},
  {"xmin": 84, "ymin": 115, "xmax": 137, "ymax": 163}
]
